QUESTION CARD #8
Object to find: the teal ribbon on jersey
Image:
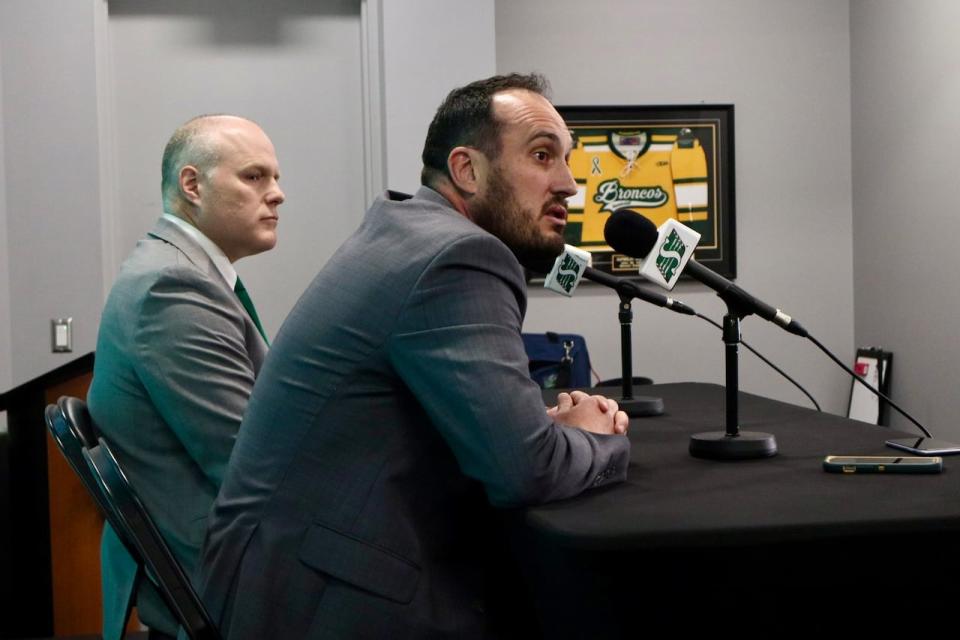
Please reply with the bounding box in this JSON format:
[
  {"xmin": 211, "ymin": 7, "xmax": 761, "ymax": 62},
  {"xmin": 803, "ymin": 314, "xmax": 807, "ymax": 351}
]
[{"xmin": 234, "ymin": 277, "xmax": 269, "ymax": 345}]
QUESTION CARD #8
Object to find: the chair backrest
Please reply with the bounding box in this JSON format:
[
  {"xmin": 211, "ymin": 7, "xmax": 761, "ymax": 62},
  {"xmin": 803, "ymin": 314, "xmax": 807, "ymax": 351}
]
[
  {"xmin": 84, "ymin": 437, "xmax": 222, "ymax": 640},
  {"xmin": 60, "ymin": 394, "xmax": 100, "ymax": 448},
  {"xmin": 44, "ymin": 398, "xmax": 117, "ymax": 523},
  {"xmin": 46, "ymin": 397, "xmax": 148, "ymax": 637}
]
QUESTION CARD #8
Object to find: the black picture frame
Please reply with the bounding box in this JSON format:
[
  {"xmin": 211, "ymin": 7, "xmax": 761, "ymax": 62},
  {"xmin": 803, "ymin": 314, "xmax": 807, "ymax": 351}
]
[{"xmin": 556, "ymin": 104, "xmax": 736, "ymax": 278}]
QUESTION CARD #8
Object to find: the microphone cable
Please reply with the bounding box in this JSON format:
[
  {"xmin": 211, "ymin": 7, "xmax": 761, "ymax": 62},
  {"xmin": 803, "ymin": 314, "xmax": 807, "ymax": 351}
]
[
  {"xmin": 695, "ymin": 313, "xmax": 934, "ymax": 437},
  {"xmin": 805, "ymin": 333, "xmax": 932, "ymax": 438},
  {"xmin": 694, "ymin": 313, "xmax": 821, "ymax": 412}
]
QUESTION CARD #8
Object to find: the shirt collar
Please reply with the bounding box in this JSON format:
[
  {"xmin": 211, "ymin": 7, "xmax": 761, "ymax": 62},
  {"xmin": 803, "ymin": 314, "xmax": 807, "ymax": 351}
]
[{"xmin": 161, "ymin": 213, "xmax": 238, "ymax": 289}]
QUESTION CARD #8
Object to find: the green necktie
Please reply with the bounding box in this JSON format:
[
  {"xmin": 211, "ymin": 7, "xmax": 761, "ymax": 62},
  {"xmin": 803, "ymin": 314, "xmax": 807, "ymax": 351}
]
[{"xmin": 234, "ymin": 277, "xmax": 269, "ymax": 345}]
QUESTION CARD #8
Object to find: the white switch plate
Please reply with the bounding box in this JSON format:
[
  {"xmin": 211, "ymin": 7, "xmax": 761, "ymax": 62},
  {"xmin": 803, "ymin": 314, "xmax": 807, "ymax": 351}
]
[{"xmin": 52, "ymin": 317, "xmax": 72, "ymax": 353}]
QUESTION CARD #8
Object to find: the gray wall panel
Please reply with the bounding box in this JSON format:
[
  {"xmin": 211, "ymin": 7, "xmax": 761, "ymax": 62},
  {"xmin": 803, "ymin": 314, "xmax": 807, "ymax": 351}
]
[
  {"xmin": 0, "ymin": 0, "xmax": 495, "ymax": 389},
  {"xmin": 0, "ymin": 0, "xmax": 106, "ymax": 388},
  {"xmin": 0, "ymin": 37, "xmax": 10, "ymax": 433},
  {"xmin": 380, "ymin": 0, "xmax": 496, "ymax": 194},
  {"xmin": 107, "ymin": 0, "xmax": 366, "ymax": 339},
  {"xmin": 851, "ymin": 0, "xmax": 960, "ymax": 438}
]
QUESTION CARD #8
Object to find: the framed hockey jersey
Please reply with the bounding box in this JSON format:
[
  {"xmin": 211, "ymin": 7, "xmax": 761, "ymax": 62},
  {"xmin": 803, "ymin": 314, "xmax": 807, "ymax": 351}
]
[{"xmin": 556, "ymin": 104, "xmax": 736, "ymax": 279}]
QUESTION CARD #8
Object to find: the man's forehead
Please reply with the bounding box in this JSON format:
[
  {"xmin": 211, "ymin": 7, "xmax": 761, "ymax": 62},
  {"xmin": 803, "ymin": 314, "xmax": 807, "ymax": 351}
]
[
  {"xmin": 211, "ymin": 119, "xmax": 264, "ymax": 146},
  {"xmin": 492, "ymin": 90, "xmax": 572, "ymax": 146},
  {"xmin": 208, "ymin": 120, "xmax": 276, "ymax": 161}
]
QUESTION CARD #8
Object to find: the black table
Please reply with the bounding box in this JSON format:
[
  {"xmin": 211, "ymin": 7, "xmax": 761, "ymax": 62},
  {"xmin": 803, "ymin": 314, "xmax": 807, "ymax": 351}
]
[{"xmin": 512, "ymin": 383, "xmax": 960, "ymax": 636}]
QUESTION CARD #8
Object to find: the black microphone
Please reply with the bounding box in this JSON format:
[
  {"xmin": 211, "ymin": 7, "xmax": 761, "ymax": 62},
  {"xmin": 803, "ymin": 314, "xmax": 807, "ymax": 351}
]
[{"xmin": 604, "ymin": 211, "xmax": 807, "ymax": 337}]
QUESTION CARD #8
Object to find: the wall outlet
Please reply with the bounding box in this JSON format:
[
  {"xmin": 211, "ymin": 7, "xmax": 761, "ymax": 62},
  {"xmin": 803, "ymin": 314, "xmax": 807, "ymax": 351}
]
[{"xmin": 52, "ymin": 318, "xmax": 73, "ymax": 353}]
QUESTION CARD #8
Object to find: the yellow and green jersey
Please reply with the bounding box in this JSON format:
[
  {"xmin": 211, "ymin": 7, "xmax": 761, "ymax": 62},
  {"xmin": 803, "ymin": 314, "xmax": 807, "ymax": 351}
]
[{"xmin": 566, "ymin": 128, "xmax": 708, "ymax": 249}]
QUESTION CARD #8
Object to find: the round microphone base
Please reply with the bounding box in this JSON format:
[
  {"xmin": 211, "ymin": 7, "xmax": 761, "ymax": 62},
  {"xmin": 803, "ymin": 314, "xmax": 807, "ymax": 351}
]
[
  {"xmin": 616, "ymin": 395, "xmax": 665, "ymax": 418},
  {"xmin": 689, "ymin": 430, "xmax": 778, "ymax": 460}
]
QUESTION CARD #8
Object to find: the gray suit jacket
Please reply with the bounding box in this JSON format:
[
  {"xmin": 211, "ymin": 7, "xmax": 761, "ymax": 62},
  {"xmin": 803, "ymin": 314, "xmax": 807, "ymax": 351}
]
[
  {"xmin": 199, "ymin": 188, "xmax": 630, "ymax": 638},
  {"xmin": 88, "ymin": 217, "xmax": 267, "ymax": 637}
]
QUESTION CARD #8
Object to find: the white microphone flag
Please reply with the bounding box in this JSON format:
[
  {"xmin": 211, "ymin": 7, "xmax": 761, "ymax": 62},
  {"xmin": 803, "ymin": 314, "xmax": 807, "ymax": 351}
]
[
  {"xmin": 637, "ymin": 219, "xmax": 701, "ymax": 291},
  {"xmin": 543, "ymin": 245, "xmax": 592, "ymax": 297}
]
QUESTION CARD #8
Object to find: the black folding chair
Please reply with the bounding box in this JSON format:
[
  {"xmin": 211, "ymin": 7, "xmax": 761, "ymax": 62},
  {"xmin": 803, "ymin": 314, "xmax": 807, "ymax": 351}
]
[
  {"xmin": 45, "ymin": 397, "xmax": 113, "ymax": 519},
  {"xmin": 44, "ymin": 397, "xmax": 144, "ymax": 636},
  {"xmin": 45, "ymin": 396, "xmax": 222, "ymax": 640},
  {"xmin": 84, "ymin": 436, "xmax": 223, "ymax": 640}
]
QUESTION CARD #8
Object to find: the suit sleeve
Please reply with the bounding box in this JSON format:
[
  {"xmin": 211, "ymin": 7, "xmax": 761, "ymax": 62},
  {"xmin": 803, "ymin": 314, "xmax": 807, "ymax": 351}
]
[
  {"xmin": 387, "ymin": 233, "xmax": 630, "ymax": 508},
  {"xmin": 132, "ymin": 266, "xmax": 258, "ymax": 487}
]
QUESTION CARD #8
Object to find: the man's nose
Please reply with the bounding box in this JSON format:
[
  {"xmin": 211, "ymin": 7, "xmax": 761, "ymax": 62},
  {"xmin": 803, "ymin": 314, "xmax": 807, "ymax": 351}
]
[
  {"xmin": 268, "ymin": 181, "xmax": 285, "ymax": 205},
  {"xmin": 554, "ymin": 164, "xmax": 578, "ymax": 198}
]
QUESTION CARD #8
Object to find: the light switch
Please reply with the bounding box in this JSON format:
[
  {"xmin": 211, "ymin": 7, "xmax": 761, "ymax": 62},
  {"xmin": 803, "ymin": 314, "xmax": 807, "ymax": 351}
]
[{"xmin": 52, "ymin": 318, "xmax": 73, "ymax": 353}]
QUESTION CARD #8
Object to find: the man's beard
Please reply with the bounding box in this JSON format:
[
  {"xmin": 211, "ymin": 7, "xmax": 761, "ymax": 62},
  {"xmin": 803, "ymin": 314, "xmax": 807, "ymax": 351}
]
[{"xmin": 470, "ymin": 165, "xmax": 565, "ymax": 273}]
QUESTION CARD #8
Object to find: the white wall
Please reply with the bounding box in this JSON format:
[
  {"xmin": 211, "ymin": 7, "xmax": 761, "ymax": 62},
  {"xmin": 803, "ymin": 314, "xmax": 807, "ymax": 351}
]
[
  {"xmin": 0, "ymin": 0, "xmax": 107, "ymax": 387},
  {"xmin": 498, "ymin": 0, "xmax": 855, "ymax": 413},
  {"xmin": 0, "ymin": 0, "xmax": 496, "ymax": 390},
  {"xmin": 0, "ymin": 39, "xmax": 10, "ymax": 434},
  {"xmin": 107, "ymin": 0, "xmax": 366, "ymax": 337},
  {"xmin": 380, "ymin": 0, "xmax": 496, "ymax": 194},
  {"xmin": 851, "ymin": 0, "xmax": 960, "ymax": 438},
  {"xmin": 106, "ymin": 0, "xmax": 495, "ymax": 338}
]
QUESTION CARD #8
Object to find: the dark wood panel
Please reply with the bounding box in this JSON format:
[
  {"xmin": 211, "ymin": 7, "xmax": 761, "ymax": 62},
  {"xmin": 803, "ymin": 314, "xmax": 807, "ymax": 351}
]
[
  {"xmin": 45, "ymin": 374, "xmax": 101, "ymax": 637},
  {"xmin": 43, "ymin": 373, "xmax": 142, "ymax": 637},
  {"xmin": 1, "ymin": 354, "xmax": 143, "ymax": 638}
]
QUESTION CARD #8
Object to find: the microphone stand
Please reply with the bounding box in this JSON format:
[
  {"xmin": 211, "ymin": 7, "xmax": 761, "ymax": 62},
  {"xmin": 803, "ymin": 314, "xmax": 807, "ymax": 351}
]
[
  {"xmin": 689, "ymin": 298, "xmax": 778, "ymax": 459},
  {"xmin": 615, "ymin": 292, "xmax": 664, "ymax": 417}
]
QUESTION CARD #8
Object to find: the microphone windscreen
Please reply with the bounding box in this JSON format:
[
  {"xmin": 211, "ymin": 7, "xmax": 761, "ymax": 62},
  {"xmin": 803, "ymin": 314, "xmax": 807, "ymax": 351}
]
[{"xmin": 604, "ymin": 209, "xmax": 659, "ymax": 259}]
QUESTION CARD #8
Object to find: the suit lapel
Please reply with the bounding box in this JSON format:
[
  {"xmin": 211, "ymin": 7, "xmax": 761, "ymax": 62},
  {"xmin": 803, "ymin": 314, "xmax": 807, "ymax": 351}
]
[
  {"xmin": 146, "ymin": 217, "xmax": 269, "ymax": 366},
  {"xmin": 148, "ymin": 217, "xmax": 228, "ymax": 289}
]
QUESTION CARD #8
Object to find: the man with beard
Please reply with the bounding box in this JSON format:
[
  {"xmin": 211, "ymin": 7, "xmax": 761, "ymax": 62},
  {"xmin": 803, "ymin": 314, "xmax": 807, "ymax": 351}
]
[{"xmin": 198, "ymin": 73, "xmax": 631, "ymax": 639}]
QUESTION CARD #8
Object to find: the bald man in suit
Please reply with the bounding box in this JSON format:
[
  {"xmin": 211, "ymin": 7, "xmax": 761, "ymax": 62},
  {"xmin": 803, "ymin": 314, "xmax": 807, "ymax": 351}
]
[{"xmin": 88, "ymin": 114, "xmax": 284, "ymax": 639}]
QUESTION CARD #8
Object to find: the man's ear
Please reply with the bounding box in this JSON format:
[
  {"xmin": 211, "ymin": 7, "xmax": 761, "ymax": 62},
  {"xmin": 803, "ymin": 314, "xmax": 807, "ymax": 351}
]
[
  {"xmin": 447, "ymin": 146, "xmax": 486, "ymax": 196},
  {"xmin": 179, "ymin": 165, "xmax": 202, "ymax": 206}
]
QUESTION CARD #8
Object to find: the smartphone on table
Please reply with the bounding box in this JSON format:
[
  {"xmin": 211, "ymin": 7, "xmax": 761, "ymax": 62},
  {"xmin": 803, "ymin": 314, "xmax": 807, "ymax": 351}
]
[{"xmin": 823, "ymin": 455, "xmax": 943, "ymax": 474}]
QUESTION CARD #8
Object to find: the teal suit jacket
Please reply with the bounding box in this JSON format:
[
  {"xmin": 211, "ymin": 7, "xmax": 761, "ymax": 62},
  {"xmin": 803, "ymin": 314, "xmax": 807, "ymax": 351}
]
[{"xmin": 88, "ymin": 217, "xmax": 267, "ymax": 637}]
